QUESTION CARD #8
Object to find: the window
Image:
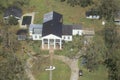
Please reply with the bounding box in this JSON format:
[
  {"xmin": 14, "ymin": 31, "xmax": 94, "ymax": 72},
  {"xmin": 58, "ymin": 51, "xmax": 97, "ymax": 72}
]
[
  {"xmin": 39, "ymin": 36, "xmax": 41, "ymax": 38},
  {"xmin": 35, "ymin": 35, "xmax": 37, "ymax": 38},
  {"xmin": 77, "ymin": 31, "xmax": 79, "ymax": 34},
  {"xmin": 68, "ymin": 36, "xmax": 70, "ymax": 39},
  {"xmin": 64, "ymin": 36, "xmax": 66, "ymax": 39}
]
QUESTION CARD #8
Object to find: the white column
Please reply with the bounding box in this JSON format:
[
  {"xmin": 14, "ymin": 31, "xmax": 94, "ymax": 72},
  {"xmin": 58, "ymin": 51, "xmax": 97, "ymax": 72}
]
[
  {"xmin": 54, "ymin": 39, "xmax": 56, "ymax": 49},
  {"xmin": 42, "ymin": 39, "xmax": 44, "ymax": 49},
  {"xmin": 60, "ymin": 39, "xmax": 62, "ymax": 49},
  {"xmin": 48, "ymin": 39, "xmax": 50, "ymax": 49}
]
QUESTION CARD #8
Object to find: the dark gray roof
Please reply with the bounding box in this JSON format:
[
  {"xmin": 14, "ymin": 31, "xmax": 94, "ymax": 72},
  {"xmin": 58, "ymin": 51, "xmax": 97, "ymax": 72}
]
[
  {"xmin": 4, "ymin": 6, "xmax": 22, "ymax": 19},
  {"xmin": 42, "ymin": 20, "xmax": 62, "ymax": 37},
  {"xmin": 86, "ymin": 10, "xmax": 99, "ymax": 16},
  {"xmin": 43, "ymin": 11, "xmax": 63, "ymax": 23},
  {"xmin": 16, "ymin": 29, "xmax": 27, "ymax": 35},
  {"xmin": 62, "ymin": 25, "xmax": 72, "ymax": 35},
  {"xmin": 72, "ymin": 25, "xmax": 82, "ymax": 29},
  {"xmin": 42, "ymin": 11, "xmax": 63, "ymax": 37}
]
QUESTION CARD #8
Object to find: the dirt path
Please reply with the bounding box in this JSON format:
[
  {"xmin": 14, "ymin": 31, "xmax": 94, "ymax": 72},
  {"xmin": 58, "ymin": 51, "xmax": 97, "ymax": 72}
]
[
  {"xmin": 25, "ymin": 52, "xmax": 79, "ymax": 80},
  {"xmin": 25, "ymin": 57, "xmax": 36, "ymax": 80},
  {"xmin": 53, "ymin": 55, "xmax": 79, "ymax": 80}
]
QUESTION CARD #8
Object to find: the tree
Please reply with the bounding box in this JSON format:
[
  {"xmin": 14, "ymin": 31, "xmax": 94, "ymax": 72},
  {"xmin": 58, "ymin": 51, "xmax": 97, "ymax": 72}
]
[
  {"xmin": 0, "ymin": 21, "xmax": 27, "ymax": 79},
  {"xmin": 79, "ymin": 0, "xmax": 93, "ymax": 7},
  {"xmin": 65, "ymin": 0, "xmax": 93, "ymax": 7},
  {"xmin": 103, "ymin": 21, "xmax": 120, "ymax": 80},
  {"xmin": 98, "ymin": 0, "xmax": 120, "ymax": 20},
  {"xmin": 0, "ymin": 49, "xmax": 28, "ymax": 80},
  {"xmin": 7, "ymin": 16, "xmax": 18, "ymax": 25},
  {"xmin": 84, "ymin": 35, "xmax": 107, "ymax": 71},
  {"xmin": 0, "ymin": 0, "xmax": 29, "ymax": 14}
]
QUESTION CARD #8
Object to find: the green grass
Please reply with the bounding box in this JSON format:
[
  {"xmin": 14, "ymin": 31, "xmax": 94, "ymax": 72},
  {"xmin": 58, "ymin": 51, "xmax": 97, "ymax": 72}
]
[
  {"xmin": 25, "ymin": 40, "xmax": 48, "ymax": 55},
  {"xmin": 22, "ymin": 0, "xmax": 104, "ymax": 31},
  {"xmin": 32, "ymin": 57, "xmax": 71, "ymax": 80},
  {"xmin": 79, "ymin": 65, "xmax": 108, "ymax": 80}
]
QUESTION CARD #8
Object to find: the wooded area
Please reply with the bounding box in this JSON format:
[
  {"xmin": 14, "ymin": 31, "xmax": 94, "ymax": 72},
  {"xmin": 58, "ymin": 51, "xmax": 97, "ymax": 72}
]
[{"xmin": 0, "ymin": 0, "xmax": 120, "ymax": 80}]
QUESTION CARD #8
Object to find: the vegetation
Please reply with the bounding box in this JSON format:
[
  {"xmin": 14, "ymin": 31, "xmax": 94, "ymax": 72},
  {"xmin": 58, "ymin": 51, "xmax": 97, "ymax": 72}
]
[
  {"xmin": 7, "ymin": 16, "xmax": 18, "ymax": 25},
  {"xmin": 61, "ymin": 0, "xmax": 93, "ymax": 7},
  {"xmin": 55, "ymin": 35, "xmax": 83, "ymax": 58},
  {"xmin": 32, "ymin": 57, "xmax": 71, "ymax": 80},
  {"xmin": 0, "ymin": 0, "xmax": 29, "ymax": 15},
  {"xmin": 0, "ymin": 23, "xmax": 28, "ymax": 79},
  {"xmin": 82, "ymin": 35, "xmax": 107, "ymax": 71},
  {"xmin": 0, "ymin": 0, "xmax": 120, "ymax": 80},
  {"xmin": 27, "ymin": 40, "xmax": 49, "ymax": 55},
  {"xmin": 0, "ymin": 51, "xmax": 28, "ymax": 80},
  {"xmin": 103, "ymin": 21, "xmax": 120, "ymax": 80},
  {"xmin": 79, "ymin": 64, "xmax": 108, "ymax": 80},
  {"xmin": 0, "ymin": 0, "xmax": 29, "ymax": 79},
  {"xmin": 98, "ymin": 0, "xmax": 120, "ymax": 20}
]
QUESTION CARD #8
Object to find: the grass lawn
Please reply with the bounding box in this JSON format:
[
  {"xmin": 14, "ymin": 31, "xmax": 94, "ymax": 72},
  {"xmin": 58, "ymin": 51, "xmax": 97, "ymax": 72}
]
[
  {"xmin": 23, "ymin": 0, "xmax": 104, "ymax": 31},
  {"xmin": 32, "ymin": 57, "xmax": 71, "ymax": 80},
  {"xmin": 79, "ymin": 65, "xmax": 108, "ymax": 80}
]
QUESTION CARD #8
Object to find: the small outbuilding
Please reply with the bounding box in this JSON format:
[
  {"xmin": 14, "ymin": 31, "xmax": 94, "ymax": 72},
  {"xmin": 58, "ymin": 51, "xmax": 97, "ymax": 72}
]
[
  {"xmin": 86, "ymin": 10, "xmax": 100, "ymax": 19},
  {"xmin": 16, "ymin": 29, "xmax": 27, "ymax": 40},
  {"xmin": 114, "ymin": 11, "xmax": 120, "ymax": 25},
  {"xmin": 4, "ymin": 6, "xmax": 22, "ymax": 20},
  {"xmin": 72, "ymin": 24, "xmax": 83, "ymax": 36}
]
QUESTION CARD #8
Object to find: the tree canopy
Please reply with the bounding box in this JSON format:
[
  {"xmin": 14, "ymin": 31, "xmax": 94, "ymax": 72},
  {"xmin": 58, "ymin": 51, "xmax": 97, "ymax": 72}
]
[
  {"xmin": 98, "ymin": 0, "xmax": 120, "ymax": 20},
  {"xmin": 0, "ymin": 0, "xmax": 29, "ymax": 14}
]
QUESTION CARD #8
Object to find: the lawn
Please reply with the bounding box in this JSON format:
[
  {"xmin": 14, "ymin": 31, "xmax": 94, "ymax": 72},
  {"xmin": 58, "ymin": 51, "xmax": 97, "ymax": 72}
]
[
  {"xmin": 79, "ymin": 65, "xmax": 108, "ymax": 80},
  {"xmin": 32, "ymin": 56, "xmax": 71, "ymax": 80},
  {"xmin": 22, "ymin": 0, "xmax": 104, "ymax": 31}
]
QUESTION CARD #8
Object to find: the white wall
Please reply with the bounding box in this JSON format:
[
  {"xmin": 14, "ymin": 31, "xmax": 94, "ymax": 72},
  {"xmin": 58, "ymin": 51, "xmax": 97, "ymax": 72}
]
[
  {"xmin": 32, "ymin": 34, "xmax": 42, "ymax": 40},
  {"xmin": 72, "ymin": 29, "xmax": 83, "ymax": 36},
  {"xmin": 86, "ymin": 15, "xmax": 100, "ymax": 19},
  {"xmin": 62, "ymin": 35, "xmax": 72, "ymax": 41}
]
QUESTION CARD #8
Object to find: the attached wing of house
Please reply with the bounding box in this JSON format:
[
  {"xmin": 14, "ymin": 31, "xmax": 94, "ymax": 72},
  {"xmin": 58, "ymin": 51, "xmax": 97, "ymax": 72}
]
[
  {"xmin": 29, "ymin": 24, "xmax": 42, "ymax": 40},
  {"xmin": 62, "ymin": 25, "xmax": 73, "ymax": 41}
]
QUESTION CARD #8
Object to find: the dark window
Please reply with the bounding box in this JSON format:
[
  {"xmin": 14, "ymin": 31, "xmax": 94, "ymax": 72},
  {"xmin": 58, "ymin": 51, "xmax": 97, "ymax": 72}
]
[
  {"xmin": 64, "ymin": 36, "xmax": 66, "ymax": 39},
  {"xmin": 39, "ymin": 36, "xmax": 41, "ymax": 38},
  {"xmin": 68, "ymin": 36, "xmax": 70, "ymax": 39},
  {"xmin": 35, "ymin": 36, "xmax": 37, "ymax": 38}
]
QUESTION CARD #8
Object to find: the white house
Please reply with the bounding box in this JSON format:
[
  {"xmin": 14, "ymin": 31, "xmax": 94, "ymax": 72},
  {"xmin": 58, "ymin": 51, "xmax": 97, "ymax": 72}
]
[
  {"xmin": 72, "ymin": 25, "xmax": 83, "ymax": 36},
  {"xmin": 42, "ymin": 34, "xmax": 62, "ymax": 49},
  {"xmin": 62, "ymin": 25, "xmax": 73, "ymax": 41},
  {"xmin": 29, "ymin": 24, "xmax": 42, "ymax": 40},
  {"xmin": 42, "ymin": 11, "xmax": 63, "ymax": 50},
  {"xmin": 27, "ymin": 11, "xmax": 95, "ymax": 50}
]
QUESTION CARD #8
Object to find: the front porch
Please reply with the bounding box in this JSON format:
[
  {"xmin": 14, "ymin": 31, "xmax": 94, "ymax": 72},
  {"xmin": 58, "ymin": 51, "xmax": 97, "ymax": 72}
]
[{"xmin": 41, "ymin": 34, "xmax": 62, "ymax": 50}]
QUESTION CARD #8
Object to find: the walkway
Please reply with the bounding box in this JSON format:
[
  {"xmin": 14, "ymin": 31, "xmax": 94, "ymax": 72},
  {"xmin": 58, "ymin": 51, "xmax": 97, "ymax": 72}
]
[
  {"xmin": 25, "ymin": 57, "xmax": 36, "ymax": 80},
  {"xmin": 25, "ymin": 51, "xmax": 79, "ymax": 80},
  {"xmin": 53, "ymin": 55, "xmax": 79, "ymax": 80}
]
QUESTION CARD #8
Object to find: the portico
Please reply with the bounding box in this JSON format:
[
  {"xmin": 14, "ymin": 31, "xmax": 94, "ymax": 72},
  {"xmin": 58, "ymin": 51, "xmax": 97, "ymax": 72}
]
[{"xmin": 42, "ymin": 34, "xmax": 62, "ymax": 50}]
